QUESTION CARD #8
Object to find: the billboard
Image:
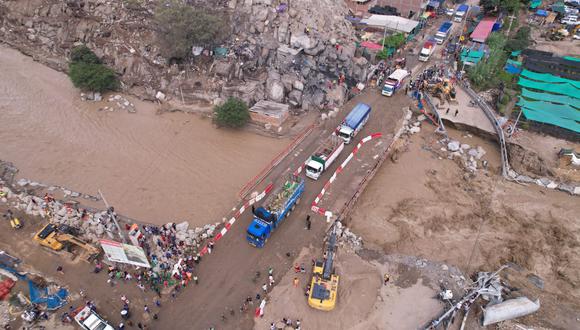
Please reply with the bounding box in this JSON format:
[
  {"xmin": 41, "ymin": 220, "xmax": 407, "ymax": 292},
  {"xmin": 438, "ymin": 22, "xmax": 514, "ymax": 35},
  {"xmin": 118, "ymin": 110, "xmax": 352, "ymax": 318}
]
[{"xmin": 99, "ymin": 239, "xmax": 150, "ymax": 268}]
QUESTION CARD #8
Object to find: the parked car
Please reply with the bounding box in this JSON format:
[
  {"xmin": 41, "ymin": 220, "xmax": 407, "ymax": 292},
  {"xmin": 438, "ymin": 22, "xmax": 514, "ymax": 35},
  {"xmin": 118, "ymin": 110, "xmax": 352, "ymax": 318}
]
[
  {"xmin": 369, "ymin": 5, "xmax": 399, "ymax": 16},
  {"xmin": 561, "ymin": 15, "xmax": 578, "ymax": 25}
]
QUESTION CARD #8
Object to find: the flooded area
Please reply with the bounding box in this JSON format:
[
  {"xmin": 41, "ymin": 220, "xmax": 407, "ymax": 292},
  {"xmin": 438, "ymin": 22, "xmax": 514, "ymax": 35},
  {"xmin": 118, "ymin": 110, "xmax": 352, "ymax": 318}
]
[{"xmin": 0, "ymin": 45, "xmax": 288, "ymax": 226}]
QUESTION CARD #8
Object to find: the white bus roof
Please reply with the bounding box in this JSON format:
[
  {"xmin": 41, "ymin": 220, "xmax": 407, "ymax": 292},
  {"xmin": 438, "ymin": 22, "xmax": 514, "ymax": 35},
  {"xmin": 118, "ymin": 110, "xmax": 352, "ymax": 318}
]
[{"xmin": 388, "ymin": 69, "xmax": 409, "ymax": 81}]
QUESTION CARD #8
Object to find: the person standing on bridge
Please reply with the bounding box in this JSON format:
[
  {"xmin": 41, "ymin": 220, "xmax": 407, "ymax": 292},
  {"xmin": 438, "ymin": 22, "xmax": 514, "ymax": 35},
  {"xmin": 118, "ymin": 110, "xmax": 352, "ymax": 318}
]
[{"xmin": 305, "ymin": 215, "xmax": 311, "ymax": 230}]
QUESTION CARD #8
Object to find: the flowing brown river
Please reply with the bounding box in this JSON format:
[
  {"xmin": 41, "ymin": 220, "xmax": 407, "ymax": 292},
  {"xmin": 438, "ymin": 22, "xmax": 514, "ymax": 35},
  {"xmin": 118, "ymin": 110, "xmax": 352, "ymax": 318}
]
[{"xmin": 0, "ymin": 45, "xmax": 288, "ymax": 226}]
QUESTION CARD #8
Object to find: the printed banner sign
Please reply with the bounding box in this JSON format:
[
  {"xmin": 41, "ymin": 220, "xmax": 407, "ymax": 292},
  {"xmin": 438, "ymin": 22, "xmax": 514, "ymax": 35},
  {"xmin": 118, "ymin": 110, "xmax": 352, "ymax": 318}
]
[{"xmin": 99, "ymin": 239, "xmax": 150, "ymax": 268}]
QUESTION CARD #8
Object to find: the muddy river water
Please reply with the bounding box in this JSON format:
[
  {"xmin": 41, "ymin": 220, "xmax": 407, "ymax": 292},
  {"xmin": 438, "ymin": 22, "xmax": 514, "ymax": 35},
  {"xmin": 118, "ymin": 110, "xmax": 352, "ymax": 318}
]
[{"xmin": 0, "ymin": 45, "xmax": 288, "ymax": 226}]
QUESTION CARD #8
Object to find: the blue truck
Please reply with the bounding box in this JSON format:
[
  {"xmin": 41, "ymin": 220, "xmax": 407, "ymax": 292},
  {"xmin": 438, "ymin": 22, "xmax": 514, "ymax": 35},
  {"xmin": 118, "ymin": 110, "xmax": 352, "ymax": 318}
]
[
  {"xmin": 454, "ymin": 4, "xmax": 469, "ymax": 22},
  {"xmin": 335, "ymin": 103, "xmax": 372, "ymax": 144},
  {"xmin": 434, "ymin": 21, "xmax": 453, "ymax": 44},
  {"xmin": 246, "ymin": 175, "xmax": 305, "ymax": 248}
]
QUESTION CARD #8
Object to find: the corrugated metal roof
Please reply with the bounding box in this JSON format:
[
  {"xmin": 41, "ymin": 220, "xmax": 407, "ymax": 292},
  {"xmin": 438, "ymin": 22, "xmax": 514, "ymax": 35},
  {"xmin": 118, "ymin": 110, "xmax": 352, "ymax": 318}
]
[
  {"xmin": 360, "ymin": 15, "xmax": 420, "ymax": 33},
  {"xmin": 470, "ymin": 17, "xmax": 496, "ymax": 42}
]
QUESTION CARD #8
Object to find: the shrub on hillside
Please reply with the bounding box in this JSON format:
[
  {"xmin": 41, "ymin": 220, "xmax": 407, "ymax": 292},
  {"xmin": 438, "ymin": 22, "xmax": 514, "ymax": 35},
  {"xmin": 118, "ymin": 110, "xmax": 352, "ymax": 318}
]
[
  {"xmin": 68, "ymin": 46, "xmax": 119, "ymax": 93},
  {"xmin": 155, "ymin": 2, "xmax": 229, "ymax": 60},
  {"xmin": 214, "ymin": 98, "xmax": 250, "ymax": 128}
]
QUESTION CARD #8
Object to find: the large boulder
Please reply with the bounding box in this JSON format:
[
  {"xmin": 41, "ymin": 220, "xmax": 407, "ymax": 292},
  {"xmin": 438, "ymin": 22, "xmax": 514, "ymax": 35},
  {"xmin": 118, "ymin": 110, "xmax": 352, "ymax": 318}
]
[
  {"xmin": 213, "ymin": 61, "xmax": 234, "ymax": 79},
  {"xmin": 290, "ymin": 34, "xmax": 313, "ymax": 49},
  {"xmin": 267, "ymin": 80, "xmax": 285, "ymax": 102},
  {"xmin": 288, "ymin": 90, "xmax": 303, "ymax": 106}
]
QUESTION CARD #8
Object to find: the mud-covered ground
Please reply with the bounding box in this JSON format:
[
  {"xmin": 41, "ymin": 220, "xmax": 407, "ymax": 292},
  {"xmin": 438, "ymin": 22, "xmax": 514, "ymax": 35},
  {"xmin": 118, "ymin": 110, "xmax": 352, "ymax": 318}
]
[{"xmin": 260, "ymin": 126, "xmax": 580, "ymax": 329}]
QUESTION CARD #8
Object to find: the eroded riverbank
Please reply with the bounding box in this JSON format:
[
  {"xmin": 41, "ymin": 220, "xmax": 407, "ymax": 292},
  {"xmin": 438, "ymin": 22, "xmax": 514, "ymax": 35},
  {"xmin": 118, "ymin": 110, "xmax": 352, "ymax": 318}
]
[{"xmin": 0, "ymin": 45, "xmax": 288, "ymax": 226}]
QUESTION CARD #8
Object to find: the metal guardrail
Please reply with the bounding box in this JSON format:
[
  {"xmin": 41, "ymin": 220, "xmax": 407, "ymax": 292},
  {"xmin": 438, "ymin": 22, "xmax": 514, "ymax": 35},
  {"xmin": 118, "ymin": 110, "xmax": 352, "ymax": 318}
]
[{"xmin": 457, "ymin": 82, "xmax": 511, "ymax": 178}]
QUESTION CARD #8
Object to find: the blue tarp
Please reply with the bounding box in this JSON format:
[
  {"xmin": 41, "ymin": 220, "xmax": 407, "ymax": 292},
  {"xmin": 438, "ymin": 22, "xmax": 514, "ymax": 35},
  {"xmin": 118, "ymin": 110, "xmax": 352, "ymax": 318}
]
[
  {"xmin": 536, "ymin": 9, "xmax": 548, "ymax": 17},
  {"xmin": 28, "ymin": 281, "xmax": 68, "ymax": 310}
]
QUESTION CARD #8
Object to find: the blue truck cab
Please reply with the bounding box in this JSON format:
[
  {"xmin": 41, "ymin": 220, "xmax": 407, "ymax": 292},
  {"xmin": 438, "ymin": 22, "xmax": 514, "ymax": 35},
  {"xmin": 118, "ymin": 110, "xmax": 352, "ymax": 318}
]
[{"xmin": 246, "ymin": 175, "xmax": 305, "ymax": 248}]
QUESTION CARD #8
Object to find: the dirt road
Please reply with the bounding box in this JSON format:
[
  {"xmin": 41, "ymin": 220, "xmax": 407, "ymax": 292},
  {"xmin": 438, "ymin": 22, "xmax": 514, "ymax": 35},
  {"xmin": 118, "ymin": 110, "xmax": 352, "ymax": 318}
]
[
  {"xmin": 158, "ymin": 88, "xmax": 409, "ymax": 329},
  {"xmin": 0, "ymin": 45, "xmax": 288, "ymax": 226}
]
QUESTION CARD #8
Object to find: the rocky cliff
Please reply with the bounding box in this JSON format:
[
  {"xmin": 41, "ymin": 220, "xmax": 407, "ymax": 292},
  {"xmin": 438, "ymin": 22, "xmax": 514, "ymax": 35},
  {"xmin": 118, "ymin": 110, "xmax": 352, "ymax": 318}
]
[{"xmin": 0, "ymin": 0, "xmax": 370, "ymax": 110}]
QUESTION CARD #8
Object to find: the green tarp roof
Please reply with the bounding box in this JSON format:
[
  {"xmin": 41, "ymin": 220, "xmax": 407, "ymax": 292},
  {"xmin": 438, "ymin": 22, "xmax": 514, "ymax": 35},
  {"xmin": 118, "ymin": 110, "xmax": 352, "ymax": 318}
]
[
  {"xmin": 564, "ymin": 56, "xmax": 580, "ymax": 62},
  {"xmin": 520, "ymin": 69, "xmax": 580, "ymax": 88},
  {"xmin": 521, "ymin": 88, "xmax": 579, "ymax": 107},
  {"xmin": 517, "ymin": 99, "xmax": 580, "ymax": 121},
  {"xmin": 460, "ymin": 49, "xmax": 485, "ymax": 64},
  {"xmin": 518, "ymin": 77, "xmax": 580, "ymax": 98},
  {"xmin": 530, "ymin": 0, "xmax": 542, "ymax": 9},
  {"xmin": 521, "ymin": 107, "xmax": 580, "ymax": 132}
]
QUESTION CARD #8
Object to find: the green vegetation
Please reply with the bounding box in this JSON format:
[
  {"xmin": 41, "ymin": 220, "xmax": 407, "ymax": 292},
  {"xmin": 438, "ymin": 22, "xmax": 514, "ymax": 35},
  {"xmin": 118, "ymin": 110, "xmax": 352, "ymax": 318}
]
[
  {"xmin": 155, "ymin": 1, "xmax": 229, "ymax": 60},
  {"xmin": 480, "ymin": 0, "xmax": 522, "ymax": 14},
  {"xmin": 468, "ymin": 33, "xmax": 508, "ymax": 90},
  {"xmin": 468, "ymin": 26, "xmax": 530, "ymax": 91},
  {"xmin": 68, "ymin": 46, "xmax": 119, "ymax": 93},
  {"xmin": 380, "ymin": 33, "xmax": 406, "ymax": 50},
  {"xmin": 505, "ymin": 26, "xmax": 531, "ymax": 53},
  {"xmin": 214, "ymin": 98, "xmax": 250, "ymax": 128}
]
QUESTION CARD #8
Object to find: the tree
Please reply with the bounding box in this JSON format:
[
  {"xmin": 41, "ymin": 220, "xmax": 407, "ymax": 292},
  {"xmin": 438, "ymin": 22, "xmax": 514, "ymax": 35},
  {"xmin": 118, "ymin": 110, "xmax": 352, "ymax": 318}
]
[
  {"xmin": 214, "ymin": 98, "xmax": 250, "ymax": 128},
  {"xmin": 505, "ymin": 26, "xmax": 531, "ymax": 52},
  {"xmin": 68, "ymin": 46, "xmax": 119, "ymax": 93},
  {"xmin": 380, "ymin": 33, "xmax": 406, "ymax": 49},
  {"xmin": 70, "ymin": 45, "xmax": 101, "ymax": 64},
  {"xmin": 468, "ymin": 33, "xmax": 507, "ymax": 90},
  {"xmin": 480, "ymin": 0, "xmax": 522, "ymax": 14},
  {"xmin": 155, "ymin": 1, "xmax": 229, "ymax": 60}
]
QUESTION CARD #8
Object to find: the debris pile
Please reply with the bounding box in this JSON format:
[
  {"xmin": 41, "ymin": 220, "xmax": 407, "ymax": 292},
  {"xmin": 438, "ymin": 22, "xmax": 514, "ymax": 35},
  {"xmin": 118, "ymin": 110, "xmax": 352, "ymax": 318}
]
[
  {"xmin": 15, "ymin": 178, "xmax": 100, "ymax": 201},
  {"xmin": 1, "ymin": 179, "xmax": 221, "ymax": 270},
  {"xmin": 426, "ymin": 266, "xmax": 540, "ymax": 329},
  {"xmin": 0, "ymin": 0, "xmax": 369, "ymax": 112},
  {"xmin": 334, "ymin": 221, "xmax": 362, "ymax": 251}
]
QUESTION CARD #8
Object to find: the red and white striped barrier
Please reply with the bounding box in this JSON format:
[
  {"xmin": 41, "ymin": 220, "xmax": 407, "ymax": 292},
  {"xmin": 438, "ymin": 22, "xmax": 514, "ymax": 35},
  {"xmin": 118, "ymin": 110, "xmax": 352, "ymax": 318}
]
[
  {"xmin": 311, "ymin": 133, "xmax": 383, "ymax": 219},
  {"xmin": 199, "ymin": 183, "xmax": 274, "ymax": 256}
]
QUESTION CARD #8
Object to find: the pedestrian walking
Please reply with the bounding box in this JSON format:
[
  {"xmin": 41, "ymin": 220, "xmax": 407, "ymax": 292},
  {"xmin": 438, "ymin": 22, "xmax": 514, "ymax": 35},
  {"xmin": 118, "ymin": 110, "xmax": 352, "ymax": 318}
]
[
  {"xmin": 305, "ymin": 215, "xmax": 311, "ymax": 230},
  {"xmin": 118, "ymin": 322, "xmax": 125, "ymax": 330},
  {"xmin": 155, "ymin": 299, "xmax": 161, "ymax": 307},
  {"xmin": 446, "ymin": 108, "xmax": 450, "ymax": 114},
  {"xmin": 193, "ymin": 275, "xmax": 199, "ymax": 284},
  {"xmin": 144, "ymin": 305, "xmax": 150, "ymax": 313},
  {"xmin": 137, "ymin": 322, "xmax": 143, "ymax": 330},
  {"xmin": 293, "ymin": 277, "xmax": 299, "ymax": 287},
  {"xmin": 262, "ymin": 283, "xmax": 268, "ymax": 292},
  {"xmin": 153, "ymin": 314, "xmax": 158, "ymax": 320},
  {"xmin": 384, "ymin": 273, "xmax": 390, "ymax": 285},
  {"xmin": 56, "ymin": 266, "xmax": 64, "ymax": 274},
  {"xmin": 268, "ymin": 275, "xmax": 275, "ymax": 286},
  {"xmin": 454, "ymin": 109, "xmax": 459, "ymax": 117}
]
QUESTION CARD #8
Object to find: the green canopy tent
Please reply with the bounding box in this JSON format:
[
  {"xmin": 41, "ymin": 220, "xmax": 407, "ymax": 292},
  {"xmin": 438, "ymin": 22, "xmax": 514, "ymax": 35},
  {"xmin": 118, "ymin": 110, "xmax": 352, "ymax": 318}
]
[{"xmin": 529, "ymin": 0, "xmax": 542, "ymax": 9}]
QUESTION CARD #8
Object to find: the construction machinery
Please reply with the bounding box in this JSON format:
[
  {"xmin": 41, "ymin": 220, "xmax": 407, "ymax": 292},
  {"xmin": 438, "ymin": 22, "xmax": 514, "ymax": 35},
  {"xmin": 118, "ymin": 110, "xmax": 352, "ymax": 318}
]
[
  {"xmin": 33, "ymin": 223, "xmax": 100, "ymax": 263},
  {"xmin": 427, "ymin": 79, "xmax": 457, "ymax": 105},
  {"xmin": 308, "ymin": 223, "xmax": 339, "ymax": 311}
]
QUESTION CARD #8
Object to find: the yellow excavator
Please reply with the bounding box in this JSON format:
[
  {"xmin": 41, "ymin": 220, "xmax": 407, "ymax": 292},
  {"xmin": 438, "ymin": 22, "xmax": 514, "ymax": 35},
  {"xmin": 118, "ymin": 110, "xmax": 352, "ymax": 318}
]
[
  {"xmin": 33, "ymin": 223, "xmax": 100, "ymax": 263},
  {"xmin": 427, "ymin": 79, "xmax": 457, "ymax": 105},
  {"xmin": 308, "ymin": 224, "xmax": 339, "ymax": 311}
]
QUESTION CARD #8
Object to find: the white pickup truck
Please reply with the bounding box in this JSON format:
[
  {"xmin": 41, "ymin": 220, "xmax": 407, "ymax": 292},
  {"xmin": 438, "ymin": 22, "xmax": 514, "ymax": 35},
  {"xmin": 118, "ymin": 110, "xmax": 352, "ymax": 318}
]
[{"xmin": 74, "ymin": 306, "xmax": 114, "ymax": 330}]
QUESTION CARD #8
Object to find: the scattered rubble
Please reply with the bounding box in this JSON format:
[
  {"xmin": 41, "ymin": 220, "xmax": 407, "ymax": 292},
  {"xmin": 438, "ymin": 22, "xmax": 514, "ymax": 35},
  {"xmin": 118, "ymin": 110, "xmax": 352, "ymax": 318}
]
[
  {"xmin": 1, "ymin": 0, "xmax": 369, "ymax": 111},
  {"xmin": 334, "ymin": 220, "xmax": 362, "ymax": 252},
  {"xmin": 1, "ymin": 178, "xmax": 221, "ymax": 275}
]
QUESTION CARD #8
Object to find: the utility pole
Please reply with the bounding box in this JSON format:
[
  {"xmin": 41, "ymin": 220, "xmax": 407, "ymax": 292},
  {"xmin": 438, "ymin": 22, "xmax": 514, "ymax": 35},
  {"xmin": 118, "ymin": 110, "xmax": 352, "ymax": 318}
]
[
  {"xmin": 507, "ymin": 14, "xmax": 517, "ymax": 35},
  {"xmin": 98, "ymin": 189, "xmax": 126, "ymax": 243}
]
